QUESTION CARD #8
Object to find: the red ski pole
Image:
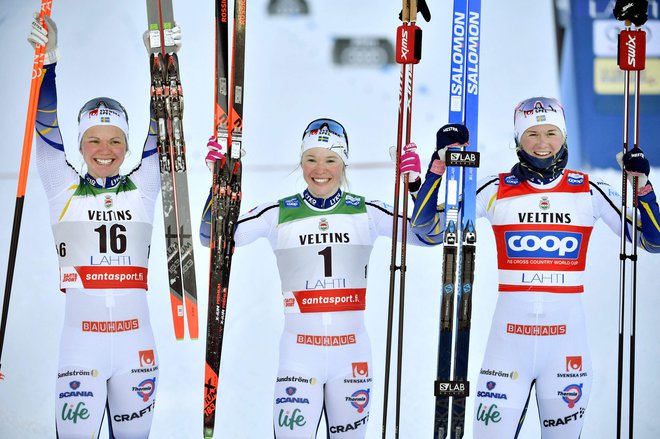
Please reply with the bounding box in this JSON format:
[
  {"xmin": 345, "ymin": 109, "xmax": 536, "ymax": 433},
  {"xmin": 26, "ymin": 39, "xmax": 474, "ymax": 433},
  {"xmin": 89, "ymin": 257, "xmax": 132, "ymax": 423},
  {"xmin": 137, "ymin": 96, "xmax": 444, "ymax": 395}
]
[{"xmin": 0, "ymin": 0, "xmax": 54, "ymax": 378}]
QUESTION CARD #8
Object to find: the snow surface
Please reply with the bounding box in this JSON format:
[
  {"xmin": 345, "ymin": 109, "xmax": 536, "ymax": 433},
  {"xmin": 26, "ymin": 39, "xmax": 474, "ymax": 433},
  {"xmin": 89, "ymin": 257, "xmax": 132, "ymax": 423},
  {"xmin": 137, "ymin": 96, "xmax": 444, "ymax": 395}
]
[{"xmin": 0, "ymin": 0, "xmax": 658, "ymax": 438}]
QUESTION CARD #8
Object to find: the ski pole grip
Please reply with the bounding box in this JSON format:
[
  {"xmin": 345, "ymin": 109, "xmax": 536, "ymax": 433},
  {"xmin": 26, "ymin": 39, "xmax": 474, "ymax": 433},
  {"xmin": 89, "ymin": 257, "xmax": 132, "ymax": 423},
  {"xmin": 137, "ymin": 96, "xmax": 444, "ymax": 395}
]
[
  {"xmin": 396, "ymin": 24, "xmax": 422, "ymax": 64},
  {"xmin": 617, "ymin": 29, "xmax": 646, "ymax": 71}
]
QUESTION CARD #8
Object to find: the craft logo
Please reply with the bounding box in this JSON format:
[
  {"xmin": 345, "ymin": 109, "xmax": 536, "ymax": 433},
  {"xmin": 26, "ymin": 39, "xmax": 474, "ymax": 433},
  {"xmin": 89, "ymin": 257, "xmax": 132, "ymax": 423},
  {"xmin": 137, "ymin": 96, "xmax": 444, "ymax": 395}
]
[
  {"xmin": 133, "ymin": 377, "xmax": 156, "ymax": 402},
  {"xmin": 319, "ymin": 218, "xmax": 329, "ymax": 231},
  {"xmin": 566, "ymin": 356, "xmax": 582, "ymax": 372},
  {"xmin": 543, "ymin": 407, "xmax": 585, "ymax": 427},
  {"xmin": 352, "ymin": 362, "xmax": 369, "ymax": 378},
  {"xmin": 139, "ymin": 350, "xmax": 155, "ymax": 368},
  {"xmin": 539, "ymin": 196, "xmax": 550, "ymax": 210}
]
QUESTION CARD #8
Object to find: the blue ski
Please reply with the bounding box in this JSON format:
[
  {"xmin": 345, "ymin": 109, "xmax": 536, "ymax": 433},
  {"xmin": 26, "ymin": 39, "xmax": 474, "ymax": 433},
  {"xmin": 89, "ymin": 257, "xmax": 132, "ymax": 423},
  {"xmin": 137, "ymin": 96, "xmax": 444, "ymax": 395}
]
[{"xmin": 434, "ymin": 0, "xmax": 481, "ymax": 438}]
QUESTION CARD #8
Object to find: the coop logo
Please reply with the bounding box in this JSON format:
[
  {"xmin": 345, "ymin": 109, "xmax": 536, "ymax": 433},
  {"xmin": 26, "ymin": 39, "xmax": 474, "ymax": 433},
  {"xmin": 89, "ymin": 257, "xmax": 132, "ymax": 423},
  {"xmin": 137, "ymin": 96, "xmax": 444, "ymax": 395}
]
[
  {"xmin": 505, "ymin": 231, "xmax": 581, "ymax": 258},
  {"xmin": 283, "ymin": 197, "xmax": 300, "ymax": 208},
  {"xmin": 567, "ymin": 173, "xmax": 584, "ymax": 185},
  {"xmin": 504, "ymin": 174, "xmax": 520, "ymax": 186}
]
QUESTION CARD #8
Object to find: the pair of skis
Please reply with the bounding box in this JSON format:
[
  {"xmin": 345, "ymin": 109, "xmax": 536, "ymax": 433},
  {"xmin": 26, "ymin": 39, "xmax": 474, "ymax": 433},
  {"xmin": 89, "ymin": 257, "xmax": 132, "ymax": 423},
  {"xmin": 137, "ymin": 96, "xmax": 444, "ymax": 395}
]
[
  {"xmin": 146, "ymin": 0, "xmax": 199, "ymax": 341},
  {"xmin": 434, "ymin": 1, "xmax": 481, "ymax": 438},
  {"xmin": 203, "ymin": 0, "xmax": 246, "ymax": 437}
]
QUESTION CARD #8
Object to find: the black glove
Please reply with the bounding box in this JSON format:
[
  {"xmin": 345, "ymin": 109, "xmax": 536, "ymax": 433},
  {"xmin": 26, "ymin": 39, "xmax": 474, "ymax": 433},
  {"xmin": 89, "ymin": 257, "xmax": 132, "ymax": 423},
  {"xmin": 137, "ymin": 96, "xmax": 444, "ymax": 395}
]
[
  {"xmin": 426, "ymin": 124, "xmax": 469, "ymax": 176},
  {"xmin": 623, "ymin": 146, "xmax": 650, "ymax": 175},
  {"xmin": 435, "ymin": 123, "xmax": 469, "ymax": 158},
  {"xmin": 619, "ymin": 146, "xmax": 651, "ymax": 194},
  {"xmin": 614, "ymin": 0, "xmax": 649, "ymax": 26},
  {"xmin": 399, "ymin": 0, "xmax": 431, "ymax": 23}
]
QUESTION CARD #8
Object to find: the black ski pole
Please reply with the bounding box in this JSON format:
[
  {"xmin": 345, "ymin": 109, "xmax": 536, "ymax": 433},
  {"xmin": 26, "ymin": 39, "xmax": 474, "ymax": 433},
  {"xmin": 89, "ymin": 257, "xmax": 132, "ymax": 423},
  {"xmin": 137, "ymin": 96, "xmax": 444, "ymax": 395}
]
[{"xmin": 615, "ymin": 19, "xmax": 646, "ymax": 439}]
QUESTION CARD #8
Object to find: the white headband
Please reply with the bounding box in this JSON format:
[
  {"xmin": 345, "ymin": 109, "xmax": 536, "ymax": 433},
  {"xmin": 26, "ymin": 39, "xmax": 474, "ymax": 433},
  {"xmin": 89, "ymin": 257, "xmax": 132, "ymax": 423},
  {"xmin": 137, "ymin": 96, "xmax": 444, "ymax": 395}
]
[
  {"xmin": 301, "ymin": 127, "xmax": 349, "ymax": 166},
  {"xmin": 78, "ymin": 106, "xmax": 129, "ymax": 145},
  {"xmin": 514, "ymin": 98, "xmax": 567, "ymax": 142}
]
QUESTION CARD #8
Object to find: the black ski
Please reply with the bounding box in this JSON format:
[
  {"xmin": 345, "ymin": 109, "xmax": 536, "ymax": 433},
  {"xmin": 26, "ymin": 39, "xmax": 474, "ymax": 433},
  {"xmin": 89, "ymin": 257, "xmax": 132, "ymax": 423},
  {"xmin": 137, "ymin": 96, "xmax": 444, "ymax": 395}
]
[
  {"xmin": 203, "ymin": 0, "xmax": 246, "ymax": 437},
  {"xmin": 146, "ymin": 0, "xmax": 198, "ymax": 340}
]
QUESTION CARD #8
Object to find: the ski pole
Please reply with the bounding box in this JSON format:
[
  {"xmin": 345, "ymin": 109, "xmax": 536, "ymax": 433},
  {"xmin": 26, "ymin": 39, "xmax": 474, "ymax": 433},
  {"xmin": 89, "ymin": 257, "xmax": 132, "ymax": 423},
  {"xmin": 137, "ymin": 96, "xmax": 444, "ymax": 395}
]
[
  {"xmin": 0, "ymin": 0, "xmax": 53, "ymax": 375},
  {"xmin": 383, "ymin": 1, "xmax": 422, "ymax": 437},
  {"xmin": 615, "ymin": 19, "xmax": 646, "ymax": 439}
]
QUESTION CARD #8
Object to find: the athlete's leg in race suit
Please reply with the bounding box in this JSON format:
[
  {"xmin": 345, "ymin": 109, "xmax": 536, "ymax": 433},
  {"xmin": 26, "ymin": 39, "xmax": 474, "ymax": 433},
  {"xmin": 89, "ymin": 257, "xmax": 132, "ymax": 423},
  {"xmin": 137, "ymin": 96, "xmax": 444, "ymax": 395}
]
[
  {"xmin": 273, "ymin": 315, "xmax": 372, "ymax": 439},
  {"xmin": 55, "ymin": 289, "xmax": 158, "ymax": 439},
  {"xmin": 473, "ymin": 293, "xmax": 592, "ymax": 439}
]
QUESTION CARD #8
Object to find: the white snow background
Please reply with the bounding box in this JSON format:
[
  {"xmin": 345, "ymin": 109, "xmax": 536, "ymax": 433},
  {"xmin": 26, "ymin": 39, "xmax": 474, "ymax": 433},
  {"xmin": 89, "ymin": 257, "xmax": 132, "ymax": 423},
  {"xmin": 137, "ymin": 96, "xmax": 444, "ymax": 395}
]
[{"xmin": 0, "ymin": 0, "xmax": 658, "ymax": 438}]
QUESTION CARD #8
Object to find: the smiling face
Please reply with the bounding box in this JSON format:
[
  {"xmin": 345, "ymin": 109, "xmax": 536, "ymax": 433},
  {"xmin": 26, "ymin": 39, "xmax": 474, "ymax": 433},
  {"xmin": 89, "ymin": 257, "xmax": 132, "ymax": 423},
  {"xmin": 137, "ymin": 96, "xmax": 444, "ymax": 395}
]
[
  {"xmin": 301, "ymin": 147, "xmax": 345, "ymax": 198},
  {"xmin": 518, "ymin": 124, "xmax": 565, "ymax": 159},
  {"xmin": 80, "ymin": 125, "xmax": 128, "ymax": 178}
]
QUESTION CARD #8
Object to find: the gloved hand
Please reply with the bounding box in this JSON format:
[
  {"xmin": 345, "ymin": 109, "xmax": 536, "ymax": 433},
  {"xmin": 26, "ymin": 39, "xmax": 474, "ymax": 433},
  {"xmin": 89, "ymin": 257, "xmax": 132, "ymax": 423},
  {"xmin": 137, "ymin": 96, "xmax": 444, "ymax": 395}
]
[
  {"xmin": 617, "ymin": 146, "xmax": 652, "ymax": 196},
  {"xmin": 27, "ymin": 12, "xmax": 59, "ymax": 65},
  {"xmin": 206, "ymin": 136, "xmax": 226, "ymax": 173},
  {"xmin": 400, "ymin": 143, "xmax": 422, "ymax": 182},
  {"xmin": 614, "ymin": 0, "xmax": 649, "ymax": 27},
  {"xmin": 428, "ymin": 123, "xmax": 470, "ymax": 175},
  {"xmin": 389, "ymin": 143, "xmax": 422, "ymax": 191},
  {"xmin": 143, "ymin": 25, "xmax": 182, "ymax": 54},
  {"xmin": 399, "ymin": 0, "xmax": 431, "ymax": 22}
]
